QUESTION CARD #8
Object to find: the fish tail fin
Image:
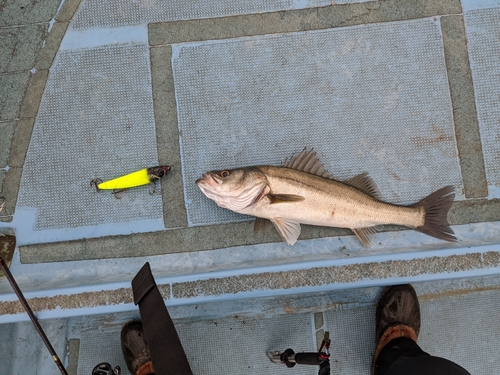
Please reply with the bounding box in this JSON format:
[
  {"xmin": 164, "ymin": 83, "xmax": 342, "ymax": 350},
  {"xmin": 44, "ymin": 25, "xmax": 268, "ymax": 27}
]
[{"xmin": 413, "ymin": 185, "xmax": 457, "ymax": 242}]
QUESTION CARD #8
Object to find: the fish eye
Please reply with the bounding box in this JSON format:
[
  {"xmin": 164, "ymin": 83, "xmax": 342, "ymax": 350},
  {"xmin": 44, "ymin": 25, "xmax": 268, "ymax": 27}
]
[{"xmin": 220, "ymin": 170, "xmax": 230, "ymax": 178}]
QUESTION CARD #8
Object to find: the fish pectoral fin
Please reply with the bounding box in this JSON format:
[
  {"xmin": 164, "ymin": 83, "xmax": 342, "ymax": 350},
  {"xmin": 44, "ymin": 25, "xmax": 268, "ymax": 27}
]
[
  {"xmin": 352, "ymin": 226, "xmax": 382, "ymax": 247},
  {"xmin": 344, "ymin": 172, "xmax": 381, "ymax": 200},
  {"xmin": 270, "ymin": 218, "xmax": 301, "ymax": 245},
  {"xmin": 267, "ymin": 194, "xmax": 305, "ymax": 204}
]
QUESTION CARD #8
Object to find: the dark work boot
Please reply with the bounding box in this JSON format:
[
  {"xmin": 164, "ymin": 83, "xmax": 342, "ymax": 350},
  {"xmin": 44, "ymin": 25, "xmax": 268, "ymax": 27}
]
[
  {"xmin": 371, "ymin": 284, "xmax": 421, "ymax": 375},
  {"xmin": 121, "ymin": 320, "xmax": 155, "ymax": 375}
]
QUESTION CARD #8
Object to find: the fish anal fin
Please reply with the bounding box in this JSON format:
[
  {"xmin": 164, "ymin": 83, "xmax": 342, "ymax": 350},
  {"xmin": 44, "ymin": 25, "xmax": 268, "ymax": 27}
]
[
  {"xmin": 345, "ymin": 172, "xmax": 381, "ymax": 200},
  {"xmin": 270, "ymin": 218, "xmax": 301, "ymax": 245},
  {"xmin": 352, "ymin": 226, "xmax": 381, "ymax": 247},
  {"xmin": 283, "ymin": 148, "xmax": 333, "ymax": 179},
  {"xmin": 268, "ymin": 194, "xmax": 305, "ymax": 204}
]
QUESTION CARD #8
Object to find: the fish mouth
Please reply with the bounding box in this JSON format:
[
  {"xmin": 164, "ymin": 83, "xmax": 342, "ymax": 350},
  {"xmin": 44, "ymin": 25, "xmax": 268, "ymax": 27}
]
[
  {"xmin": 196, "ymin": 173, "xmax": 222, "ymax": 203},
  {"xmin": 197, "ymin": 173, "xmax": 221, "ymax": 187}
]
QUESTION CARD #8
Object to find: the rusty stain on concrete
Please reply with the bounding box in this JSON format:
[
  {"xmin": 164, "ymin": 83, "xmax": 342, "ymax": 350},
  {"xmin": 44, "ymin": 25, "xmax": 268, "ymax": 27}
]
[{"xmin": 418, "ymin": 284, "xmax": 500, "ymax": 301}]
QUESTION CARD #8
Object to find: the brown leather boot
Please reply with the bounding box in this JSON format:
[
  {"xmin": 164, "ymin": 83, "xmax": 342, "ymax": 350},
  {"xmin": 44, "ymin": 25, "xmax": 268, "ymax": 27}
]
[
  {"xmin": 371, "ymin": 284, "xmax": 421, "ymax": 375},
  {"xmin": 121, "ymin": 320, "xmax": 155, "ymax": 375}
]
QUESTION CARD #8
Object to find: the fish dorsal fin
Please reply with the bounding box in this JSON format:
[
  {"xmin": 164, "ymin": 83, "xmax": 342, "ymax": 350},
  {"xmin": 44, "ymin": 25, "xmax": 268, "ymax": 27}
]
[
  {"xmin": 345, "ymin": 172, "xmax": 381, "ymax": 200},
  {"xmin": 284, "ymin": 148, "xmax": 333, "ymax": 178},
  {"xmin": 270, "ymin": 217, "xmax": 301, "ymax": 245},
  {"xmin": 352, "ymin": 226, "xmax": 382, "ymax": 247}
]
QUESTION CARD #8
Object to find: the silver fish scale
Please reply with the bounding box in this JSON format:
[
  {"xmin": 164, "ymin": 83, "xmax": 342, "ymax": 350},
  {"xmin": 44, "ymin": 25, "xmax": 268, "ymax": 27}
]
[{"xmin": 173, "ymin": 19, "xmax": 464, "ymax": 227}]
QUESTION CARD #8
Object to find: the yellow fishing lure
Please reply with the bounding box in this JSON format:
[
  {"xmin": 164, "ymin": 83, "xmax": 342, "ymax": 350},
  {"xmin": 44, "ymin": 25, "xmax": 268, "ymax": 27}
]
[{"xmin": 93, "ymin": 166, "xmax": 171, "ymax": 190}]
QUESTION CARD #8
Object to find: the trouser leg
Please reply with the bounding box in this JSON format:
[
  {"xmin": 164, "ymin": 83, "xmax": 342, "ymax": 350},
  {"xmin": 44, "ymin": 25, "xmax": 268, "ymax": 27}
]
[{"xmin": 375, "ymin": 337, "xmax": 471, "ymax": 375}]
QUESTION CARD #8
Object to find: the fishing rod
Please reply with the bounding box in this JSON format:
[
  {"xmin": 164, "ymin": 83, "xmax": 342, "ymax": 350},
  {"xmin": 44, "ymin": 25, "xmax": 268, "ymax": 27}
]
[{"xmin": 0, "ymin": 256, "xmax": 69, "ymax": 375}]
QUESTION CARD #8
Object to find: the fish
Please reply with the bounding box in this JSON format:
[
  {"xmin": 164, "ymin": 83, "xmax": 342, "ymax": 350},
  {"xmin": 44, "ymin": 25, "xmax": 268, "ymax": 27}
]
[{"xmin": 196, "ymin": 149, "xmax": 456, "ymax": 247}]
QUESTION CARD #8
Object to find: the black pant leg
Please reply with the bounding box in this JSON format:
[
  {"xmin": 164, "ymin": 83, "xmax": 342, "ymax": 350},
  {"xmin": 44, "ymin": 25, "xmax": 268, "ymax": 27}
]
[{"xmin": 375, "ymin": 337, "xmax": 471, "ymax": 375}]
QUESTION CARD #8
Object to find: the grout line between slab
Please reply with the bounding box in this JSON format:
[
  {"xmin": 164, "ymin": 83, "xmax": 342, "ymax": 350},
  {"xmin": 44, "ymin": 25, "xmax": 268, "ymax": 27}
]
[
  {"xmin": 149, "ymin": 45, "xmax": 188, "ymax": 228},
  {"xmin": 440, "ymin": 14, "xmax": 488, "ymax": 198},
  {"xmin": 148, "ymin": 0, "xmax": 463, "ymax": 45},
  {"xmin": 0, "ymin": 0, "xmax": 83, "ymax": 223},
  {"xmin": 16, "ymin": 199, "xmax": 500, "ymax": 263}
]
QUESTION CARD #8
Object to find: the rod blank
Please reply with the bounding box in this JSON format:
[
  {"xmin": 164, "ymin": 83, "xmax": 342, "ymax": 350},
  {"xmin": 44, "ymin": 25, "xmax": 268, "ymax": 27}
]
[{"xmin": 0, "ymin": 257, "xmax": 69, "ymax": 375}]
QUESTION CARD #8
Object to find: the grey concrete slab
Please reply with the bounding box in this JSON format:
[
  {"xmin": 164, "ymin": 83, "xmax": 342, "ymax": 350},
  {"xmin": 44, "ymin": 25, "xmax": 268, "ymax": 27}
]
[
  {"xmin": 440, "ymin": 15, "xmax": 488, "ymax": 198},
  {"xmin": 463, "ymin": 6, "xmax": 500, "ymax": 198},
  {"xmin": 67, "ymin": 339, "xmax": 80, "ymax": 375},
  {"xmin": 0, "ymin": 166, "xmax": 20, "ymax": 222},
  {"xmin": 34, "ymin": 21, "xmax": 69, "ymax": 70},
  {"xmin": 323, "ymin": 306, "xmax": 374, "ymax": 373},
  {"xmin": 0, "ymin": 118, "xmax": 34, "ymax": 221},
  {"xmin": 46, "ymin": 281, "xmax": 500, "ymax": 375},
  {"xmin": 77, "ymin": 331, "xmax": 130, "ymax": 375},
  {"xmin": 8, "ymin": 118, "xmax": 35, "ymax": 168},
  {"xmin": 0, "ymin": 0, "xmax": 63, "ymax": 27},
  {"xmin": 6, "ymin": 245, "xmax": 500, "ymax": 318},
  {"xmin": 173, "ymin": 18, "xmax": 463, "ymax": 227},
  {"xmin": 322, "ymin": 288, "xmax": 499, "ymax": 375},
  {"xmin": 17, "ymin": 197, "xmax": 500, "ymax": 263},
  {"xmin": 16, "ymin": 10, "xmax": 499, "ymax": 263},
  {"xmin": 2, "ymin": 4, "xmax": 500, "ymax": 375},
  {"xmin": 176, "ymin": 313, "xmax": 316, "ymax": 375},
  {"xmin": 73, "ymin": 311, "xmax": 315, "ymax": 375},
  {"xmin": 417, "ymin": 289, "xmax": 500, "ymax": 374},
  {"xmin": 0, "ymin": 170, "xmax": 6, "ymax": 198},
  {"xmin": 17, "ymin": 43, "xmax": 163, "ymax": 232},
  {"xmin": 0, "ymin": 286, "xmax": 136, "ymax": 316},
  {"xmin": 71, "ymin": 0, "xmax": 375, "ymax": 30},
  {"xmin": 150, "ymin": 45, "xmax": 188, "ymax": 228},
  {"xmin": 0, "ymin": 121, "xmax": 15, "ymax": 167},
  {"xmin": 55, "ymin": 0, "xmax": 83, "ymax": 22},
  {"xmin": 449, "ymin": 198, "xmax": 500, "ymax": 224},
  {"xmin": 18, "ymin": 68, "xmax": 48, "ymax": 118},
  {"xmin": 0, "ymin": 24, "xmax": 48, "ymax": 73},
  {"xmin": 170, "ymin": 251, "xmax": 500, "ymax": 300},
  {"xmin": 0, "ymin": 72, "xmax": 30, "ymax": 121},
  {"xmin": 0, "ymin": 318, "xmax": 67, "ymax": 375},
  {"xmin": 0, "ymin": 2, "xmax": 85, "ymax": 230},
  {"xmin": 1, "ymin": 0, "xmax": 484, "ymax": 254},
  {"xmin": 149, "ymin": 0, "xmax": 462, "ymax": 45}
]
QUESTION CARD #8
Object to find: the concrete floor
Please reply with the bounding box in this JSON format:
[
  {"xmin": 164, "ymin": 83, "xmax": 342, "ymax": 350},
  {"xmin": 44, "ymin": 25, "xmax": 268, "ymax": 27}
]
[
  {"xmin": 1, "ymin": 0, "xmax": 500, "ymax": 373},
  {"xmin": 1, "ymin": 278, "xmax": 500, "ymax": 374}
]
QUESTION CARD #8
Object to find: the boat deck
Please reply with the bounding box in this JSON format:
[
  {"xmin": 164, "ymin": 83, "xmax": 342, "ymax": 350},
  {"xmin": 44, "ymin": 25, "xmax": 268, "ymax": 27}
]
[{"xmin": 1, "ymin": 0, "xmax": 500, "ymax": 373}]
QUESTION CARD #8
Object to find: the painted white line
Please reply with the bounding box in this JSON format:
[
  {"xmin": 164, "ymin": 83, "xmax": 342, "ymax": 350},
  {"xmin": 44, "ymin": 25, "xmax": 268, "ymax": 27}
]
[
  {"xmin": 461, "ymin": 0, "xmax": 500, "ymax": 12},
  {"xmin": 12, "ymin": 207, "xmax": 164, "ymax": 246},
  {"xmin": 59, "ymin": 25, "xmax": 148, "ymax": 50}
]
